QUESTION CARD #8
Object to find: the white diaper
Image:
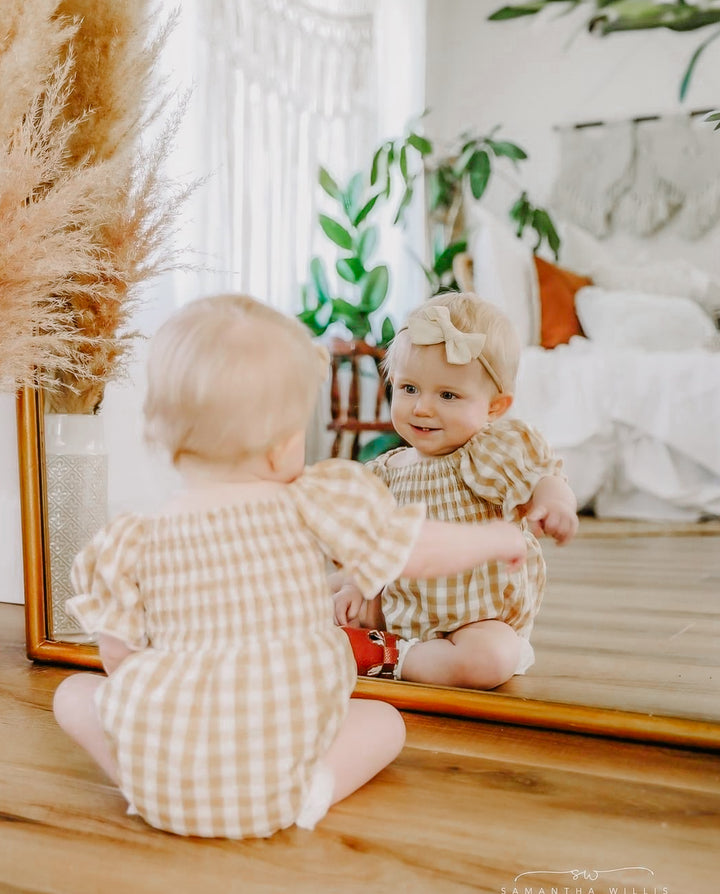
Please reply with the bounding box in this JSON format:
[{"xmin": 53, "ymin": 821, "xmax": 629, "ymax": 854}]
[
  {"xmin": 295, "ymin": 762, "xmax": 334, "ymax": 830},
  {"xmin": 515, "ymin": 637, "xmax": 535, "ymax": 675}
]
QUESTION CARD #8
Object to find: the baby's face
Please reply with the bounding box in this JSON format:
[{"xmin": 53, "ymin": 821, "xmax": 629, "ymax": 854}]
[{"xmin": 390, "ymin": 340, "xmax": 495, "ymax": 458}]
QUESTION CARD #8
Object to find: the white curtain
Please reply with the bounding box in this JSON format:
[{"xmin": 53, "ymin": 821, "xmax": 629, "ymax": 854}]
[{"xmin": 162, "ymin": 0, "xmax": 426, "ymax": 320}]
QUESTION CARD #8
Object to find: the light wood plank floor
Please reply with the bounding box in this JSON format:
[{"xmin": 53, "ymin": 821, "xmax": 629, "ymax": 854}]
[
  {"xmin": 497, "ymin": 527, "xmax": 720, "ymax": 722},
  {"xmin": 2, "ymin": 603, "xmax": 720, "ymax": 894}
]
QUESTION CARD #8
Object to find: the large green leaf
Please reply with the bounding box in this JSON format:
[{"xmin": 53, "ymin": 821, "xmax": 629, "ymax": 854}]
[
  {"xmin": 296, "ymin": 308, "xmax": 325, "ymax": 336},
  {"xmin": 336, "ymin": 257, "xmax": 365, "ymax": 284},
  {"xmin": 531, "ymin": 208, "xmax": 561, "ymax": 258},
  {"xmin": 469, "ymin": 150, "xmax": 491, "ymax": 199},
  {"xmin": 318, "ymin": 166, "xmax": 342, "ymax": 201},
  {"xmin": 407, "ymin": 132, "xmax": 433, "ymax": 155},
  {"xmin": 353, "ymin": 193, "xmax": 379, "ymax": 227},
  {"xmin": 679, "ymin": 25, "xmax": 720, "ymax": 99},
  {"xmin": 357, "ymin": 226, "xmax": 379, "ymax": 264},
  {"xmin": 380, "ymin": 315, "xmax": 396, "ymax": 346},
  {"xmin": 319, "ymin": 214, "xmax": 353, "ymax": 250},
  {"xmin": 360, "ymin": 265, "xmax": 389, "ymax": 311},
  {"xmin": 343, "ymin": 172, "xmax": 364, "ymax": 221},
  {"xmin": 399, "ymin": 144, "xmax": 409, "ymax": 181},
  {"xmin": 487, "ymin": 139, "xmax": 528, "ymax": 161},
  {"xmin": 509, "ymin": 192, "xmax": 532, "ymax": 237},
  {"xmin": 309, "ymin": 256, "xmax": 331, "ymax": 304},
  {"xmin": 370, "ymin": 144, "xmax": 387, "ymax": 187},
  {"xmin": 433, "ymin": 240, "xmax": 468, "ymax": 277},
  {"xmin": 331, "ymin": 298, "xmax": 372, "ymax": 340},
  {"xmin": 488, "ymin": 3, "xmax": 545, "ymax": 21},
  {"xmin": 393, "ymin": 185, "xmax": 414, "ymax": 225}
]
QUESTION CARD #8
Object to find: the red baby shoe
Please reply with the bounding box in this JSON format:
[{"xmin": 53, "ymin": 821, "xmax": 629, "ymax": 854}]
[{"xmin": 341, "ymin": 626, "xmax": 400, "ymax": 678}]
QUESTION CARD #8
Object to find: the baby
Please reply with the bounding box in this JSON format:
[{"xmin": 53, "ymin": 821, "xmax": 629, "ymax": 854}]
[
  {"xmin": 334, "ymin": 291, "xmax": 578, "ymax": 690},
  {"xmin": 52, "ymin": 293, "xmax": 528, "ymax": 839}
]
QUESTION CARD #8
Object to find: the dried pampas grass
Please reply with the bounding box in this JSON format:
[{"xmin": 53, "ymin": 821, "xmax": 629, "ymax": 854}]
[
  {"xmin": 0, "ymin": 0, "xmax": 76, "ymax": 145},
  {"xmin": 0, "ymin": 0, "xmax": 191, "ymax": 412}
]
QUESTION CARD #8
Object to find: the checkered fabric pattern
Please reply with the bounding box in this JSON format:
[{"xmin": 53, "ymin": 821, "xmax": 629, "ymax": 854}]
[
  {"xmin": 367, "ymin": 418, "xmax": 563, "ymax": 642},
  {"xmin": 67, "ymin": 459, "xmax": 425, "ymax": 839}
]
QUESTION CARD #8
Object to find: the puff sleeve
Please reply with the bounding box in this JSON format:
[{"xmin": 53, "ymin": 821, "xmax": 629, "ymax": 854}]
[
  {"xmin": 66, "ymin": 514, "xmax": 148, "ymax": 650},
  {"xmin": 365, "ymin": 450, "xmax": 394, "ymax": 485},
  {"xmin": 459, "ymin": 419, "xmax": 564, "ymax": 519},
  {"xmin": 293, "ymin": 459, "xmax": 426, "ymax": 599}
]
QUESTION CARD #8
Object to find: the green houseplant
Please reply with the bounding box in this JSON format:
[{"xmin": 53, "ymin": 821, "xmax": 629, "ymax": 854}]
[{"xmin": 298, "ymin": 119, "xmax": 559, "ymax": 348}]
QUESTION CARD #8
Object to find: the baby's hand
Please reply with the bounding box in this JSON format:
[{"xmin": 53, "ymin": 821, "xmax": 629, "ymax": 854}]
[
  {"xmin": 527, "ymin": 500, "xmax": 578, "ymax": 545},
  {"xmin": 332, "ymin": 578, "xmax": 365, "ymax": 627},
  {"xmin": 485, "ymin": 520, "xmax": 527, "ymax": 572}
]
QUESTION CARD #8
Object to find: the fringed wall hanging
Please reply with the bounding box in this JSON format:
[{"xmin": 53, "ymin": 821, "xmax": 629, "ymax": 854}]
[{"xmin": 550, "ymin": 111, "xmax": 720, "ymax": 240}]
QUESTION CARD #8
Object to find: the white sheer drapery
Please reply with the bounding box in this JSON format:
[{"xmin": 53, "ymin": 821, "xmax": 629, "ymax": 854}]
[
  {"xmin": 162, "ymin": 0, "xmax": 426, "ymax": 323},
  {"xmin": 170, "ymin": 0, "xmax": 376, "ymax": 314}
]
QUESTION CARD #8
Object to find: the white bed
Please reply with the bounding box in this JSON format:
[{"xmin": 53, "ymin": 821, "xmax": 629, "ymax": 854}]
[{"xmin": 467, "ymin": 207, "xmax": 720, "ymax": 521}]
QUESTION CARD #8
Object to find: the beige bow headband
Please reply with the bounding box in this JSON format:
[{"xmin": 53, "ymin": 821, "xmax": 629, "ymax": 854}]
[{"xmin": 402, "ymin": 305, "xmax": 504, "ymax": 393}]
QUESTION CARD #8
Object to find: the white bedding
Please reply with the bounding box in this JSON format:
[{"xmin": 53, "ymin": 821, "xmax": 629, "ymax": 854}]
[{"xmin": 512, "ymin": 337, "xmax": 720, "ymax": 520}]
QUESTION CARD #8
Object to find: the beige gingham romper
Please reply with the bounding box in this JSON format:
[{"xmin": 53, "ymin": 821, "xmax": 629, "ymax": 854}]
[
  {"xmin": 367, "ymin": 418, "xmax": 563, "ymax": 644},
  {"xmin": 67, "ymin": 459, "xmax": 425, "ymax": 839}
]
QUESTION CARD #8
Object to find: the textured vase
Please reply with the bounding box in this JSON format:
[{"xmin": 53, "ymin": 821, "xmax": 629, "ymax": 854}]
[{"xmin": 45, "ymin": 413, "xmax": 108, "ymax": 640}]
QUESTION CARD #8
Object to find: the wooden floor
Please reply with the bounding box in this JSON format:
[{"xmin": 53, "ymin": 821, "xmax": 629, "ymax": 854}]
[
  {"xmin": 2, "ymin": 603, "xmax": 720, "ymax": 894},
  {"xmin": 498, "ymin": 528, "xmax": 720, "ymax": 722}
]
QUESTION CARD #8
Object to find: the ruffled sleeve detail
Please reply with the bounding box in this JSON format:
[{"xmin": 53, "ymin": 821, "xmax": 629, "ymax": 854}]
[
  {"xmin": 293, "ymin": 459, "xmax": 426, "ymax": 599},
  {"xmin": 66, "ymin": 514, "xmax": 148, "ymax": 650},
  {"xmin": 459, "ymin": 419, "xmax": 564, "ymax": 519}
]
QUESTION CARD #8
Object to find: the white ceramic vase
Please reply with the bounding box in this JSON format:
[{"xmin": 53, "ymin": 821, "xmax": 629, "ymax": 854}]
[{"xmin": 45, "ymin": 413, "xmax": 108, "ymax": 640}]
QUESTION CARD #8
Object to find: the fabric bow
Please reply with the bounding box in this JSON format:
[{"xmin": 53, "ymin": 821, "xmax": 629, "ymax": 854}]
[
  {"xmin": 407, "ymin": 305, "xmax": 487, "ymax": 365},
  {"xmin": 404, "ymin": 305, "xmax": 504, "ymax": 392}
]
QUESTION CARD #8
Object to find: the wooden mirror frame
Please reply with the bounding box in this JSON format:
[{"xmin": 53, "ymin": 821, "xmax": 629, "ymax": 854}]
[{"xmin": 16, "ymin": 385, "xmax": 720, "ymax": 750}]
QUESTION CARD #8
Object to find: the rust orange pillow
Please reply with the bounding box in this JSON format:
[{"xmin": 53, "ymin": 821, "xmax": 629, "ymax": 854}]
[{"xmin": 534, "ymin": 256, "xmax": 592, "ymax": 349}]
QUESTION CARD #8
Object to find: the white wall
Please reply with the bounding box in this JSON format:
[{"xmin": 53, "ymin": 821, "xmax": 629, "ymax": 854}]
[{"xmin": 425, "ymin": 0, "xmax": 720, "ymax": 278}]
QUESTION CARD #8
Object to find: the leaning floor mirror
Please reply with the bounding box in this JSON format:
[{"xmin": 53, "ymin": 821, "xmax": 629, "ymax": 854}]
[{"xmin": 17, "ymin": 381, "xmax": 720, "ymax": 752}]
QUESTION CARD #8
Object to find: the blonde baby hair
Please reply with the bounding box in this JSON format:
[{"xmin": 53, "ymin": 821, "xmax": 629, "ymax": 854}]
[
  {"xmin": 383, "ymin": 292, "xmax": 521, "ymax": 395},
  {"xmin": 143, "ymin": 293, "xmax": 329, "ymax": 465}
]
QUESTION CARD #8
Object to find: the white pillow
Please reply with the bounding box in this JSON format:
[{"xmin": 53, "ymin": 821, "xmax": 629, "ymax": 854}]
[
  {"xmin": 591, "ymin": 258, "xmax": 720, "ymax": 314},
  {"xmin": 554, "ymin": 220, "xmax": 720, "ymax": 319},
  {"xmin": 465, "ymin": 206, "xmax": 540, "ymax": 347},
  {"xmin": 575, "ymin": 286, "xmax": 717, "ymax": 351}
]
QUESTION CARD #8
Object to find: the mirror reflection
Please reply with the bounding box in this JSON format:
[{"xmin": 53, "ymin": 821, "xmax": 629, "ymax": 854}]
[{"xmin": 12, "ymin": 0, "xmax": 720, "ymax": 740}]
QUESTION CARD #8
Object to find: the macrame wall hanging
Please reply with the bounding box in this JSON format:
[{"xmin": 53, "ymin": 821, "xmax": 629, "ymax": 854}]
[
  {"xmin": 194, "ymin": 0, "xmax": 375, "ymax": 313},
  {"xmin": 550, "ymin": 113, "xmax": 720, "ymax": 240}
]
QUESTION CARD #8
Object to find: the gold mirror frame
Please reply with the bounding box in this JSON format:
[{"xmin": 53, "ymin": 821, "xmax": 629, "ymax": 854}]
[
  {"xmin": 17, "ymin": 385, "xmax": 720, "ymax": 750},
  {"xmin": 18, "ymin": 386, "xmax": 102, "ymax": 671}
]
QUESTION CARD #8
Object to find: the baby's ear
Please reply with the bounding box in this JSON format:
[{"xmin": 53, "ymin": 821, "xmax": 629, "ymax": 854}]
[
  {"xmin": 314, "ymin": 343, "xmax": 330, "ymax": 380},
  {"xmin": 488, "ymin": 393, "xmax": 513, "ymax": 420}
]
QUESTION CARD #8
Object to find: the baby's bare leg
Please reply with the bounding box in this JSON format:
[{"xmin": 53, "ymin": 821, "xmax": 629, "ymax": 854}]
[
  {"xmin": 324, "ymin": 699, "xmax": 406, "ymax": 805},
  {"xmin": 399, "ymin": 620, "xmax": 522, "ymax": 690},
  {"xmin": 53, "ymin": 673, "xmax": 119, "ymax": 784}
]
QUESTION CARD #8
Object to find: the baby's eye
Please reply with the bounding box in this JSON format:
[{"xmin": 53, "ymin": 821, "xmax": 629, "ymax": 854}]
[
  {"xmin": 400, "ymin": 384, "xmax": 417, "ymax": 395},
  {"xmin": 440, "ymin": 391, "xmax": 458, "ymax": 401}
]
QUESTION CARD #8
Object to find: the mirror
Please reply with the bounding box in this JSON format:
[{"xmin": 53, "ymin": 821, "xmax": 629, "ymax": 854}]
[
  {"xmin": 17, "ymin": 382, "xmax": 720, "ymax": 750},
  {"xmin": 14, "ymin": 0, "xmax": 720, "ymax": 752}
]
